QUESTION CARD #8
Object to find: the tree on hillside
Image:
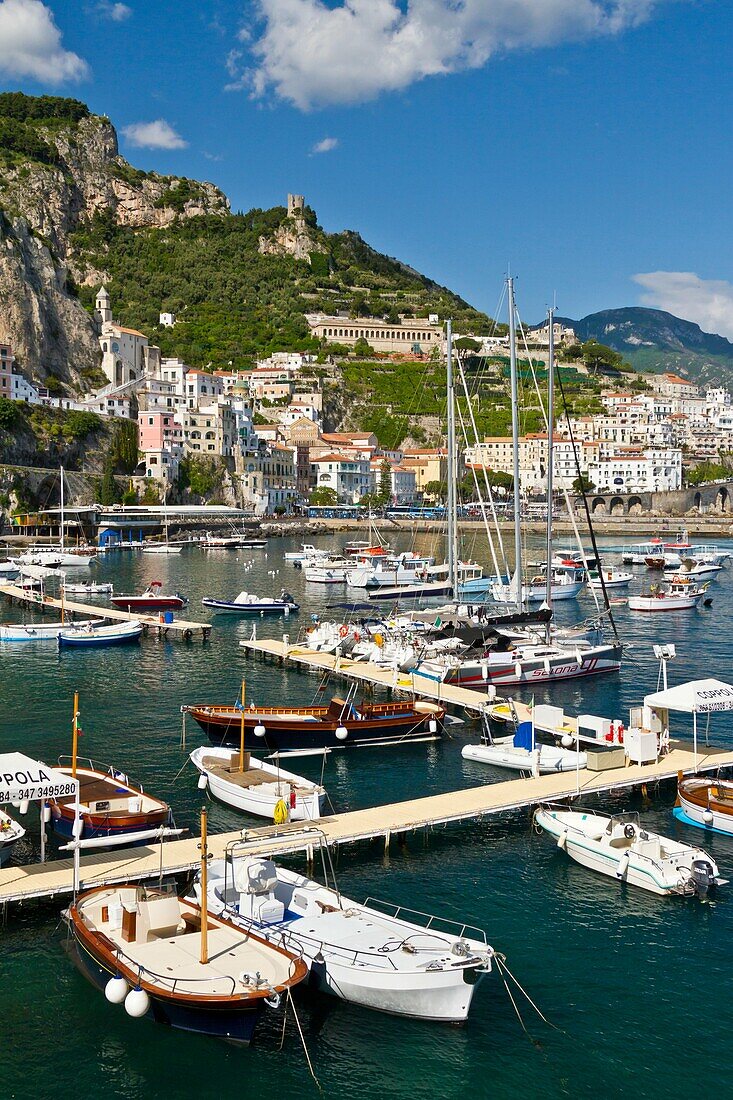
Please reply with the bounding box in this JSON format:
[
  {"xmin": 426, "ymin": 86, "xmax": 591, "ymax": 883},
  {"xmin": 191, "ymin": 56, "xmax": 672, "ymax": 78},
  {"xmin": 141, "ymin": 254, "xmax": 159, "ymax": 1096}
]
[
  {"xmin": 580, "ymin": 340, "xmax": 627, "ymax": 375},
  {"xmin": 353, "ymin": 337, "xmax": 375, "ymax": 357},
  {"xmin": 97, "ymin": 458, "xmax": 121, "ymax": 505},
  {"xmin": 111, "ymin": 418, "xmax": 139, "ymax": 473},
  {"xmin": 423, "ymin": 479, "xmax": 446, "ymax": 501}
]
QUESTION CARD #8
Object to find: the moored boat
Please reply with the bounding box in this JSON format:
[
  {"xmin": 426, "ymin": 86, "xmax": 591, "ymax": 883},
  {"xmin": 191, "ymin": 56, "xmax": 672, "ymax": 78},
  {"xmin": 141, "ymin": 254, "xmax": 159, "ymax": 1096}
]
[
  {"xmin": 0, "ymin": 809, "xmax": 26, "ymax": 867},
  {"xmin": 58, "ymin": 620, "xmax": 143, "ymax": 647},
  {"xmin": 190, "ymin": 746, "xmax": 325, "ymax": 821},
  {"xmin": 588, "ymin": 568, "xmax": 633, "ymax": 590},
  {"xmin": 63, "ymin": 811, "xmax": 308, "ymax": 1043},
  {"xmin": 62, "ymin": 581, "xmax": 114, "ymax": 596},
  {"xmin": 627, "ymin": 577, "xmax": 708, "ymax": 612},
  {"xmin": 197, "ymin": 831, "xmax": 494, "ymax": 1022},
  {"xmin": 675, "ymin": 775, "xmax": 733, "ymax": 836},
  {"xmin": 110, "ymin": 581, "xmax": 187, "ymax": 611},
  {"xmin": 535, "ymin": 805, "xmax": 725, "ymax": 897},
  {"xmin": 201, "ymin": 590, "xmax": 299, "ymax": 615},
  {"xmin": 183, "ymin": 695, "xmax": 444, "ymax": 751},
  {"xmin": 462, "ymin": 717, "xmax": 586, "ymax": 773}
]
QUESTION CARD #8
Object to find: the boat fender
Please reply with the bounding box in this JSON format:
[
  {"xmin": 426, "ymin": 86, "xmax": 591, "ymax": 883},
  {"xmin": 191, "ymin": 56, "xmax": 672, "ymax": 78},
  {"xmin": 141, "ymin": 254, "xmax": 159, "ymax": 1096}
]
[
  {"xmin": 561, "ymin": 734, "xmax": 573, "ymax": 748},
  {"xmin": 124, "ymin": 986, "xmax": 150, "ymax": 1018},
  {"xmin": 428, "ymin": 718, "xmax": 438, "ymax": 734},
  {"xmin": 273, "ymin": 798, "xmax": 289, "ymax": 825},
  {"xmin": 264, "ymin": 991, "xmax": 282, "ymax": 1010},
  {"xmin": 289, "ymin": 786, "xmax": 297, "ymax": 810},
  {"xmin": 557, "ymin": 829, "xmax": 568, "ymax": 850},
  {"xmin": 335, "ymin": 725, "xmax": 348, "ymax": 741},
  {"xmin": 703, "ymin": 809, "xmax": 714, "ymax": 825},
  {"xmin": 616, "ymin": 852, "xmax": 630, "ymax": 879},
  {"xmin": 254, "ymin": 724, "xmax": 266, "ymax": 738},
  {"xmin": 104, "ymin": 975, "xmax": 129, "ymax": 1004},
  {"xmin": 623, "ymin": 823, "xmax": 636, "ymax": 840},
  {"xmin": 197, "ymin": 774, "xmax": 208, "ymax": 790}
]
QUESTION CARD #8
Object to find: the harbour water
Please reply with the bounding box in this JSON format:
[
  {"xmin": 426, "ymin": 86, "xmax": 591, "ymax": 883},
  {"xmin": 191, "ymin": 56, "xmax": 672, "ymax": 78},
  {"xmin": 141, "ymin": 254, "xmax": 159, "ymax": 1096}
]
[{"xmin": 3, "ymin": 530, "xmax": 733, "ymax": 1099}]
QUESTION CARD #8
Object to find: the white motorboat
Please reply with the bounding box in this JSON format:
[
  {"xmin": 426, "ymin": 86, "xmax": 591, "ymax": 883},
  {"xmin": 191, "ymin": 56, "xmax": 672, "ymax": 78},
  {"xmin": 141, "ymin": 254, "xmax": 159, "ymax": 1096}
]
[
  {"xmin": 196, "ymin": 832, "xmax": 495, "ymax": 1022},
  {"xmin": 345, "ymin": 553, "xmax": 434, "ymax": 589},
  {"xmin": 304, "ymin": 563, "xmax": 348, "ymax": 584},
  {"xmin": 284, "ymin": 543, "xmax": 319, "ymax": 562},
  {"xmin": 190, "ymin": 746, "xmax": 325, "ymax": 821},
  {"xmin": 16, "ymin": 548, "xmax": 95, "ymax": 568},
  {"xmin": 0, "ymin": 809, "xmax": 26, "ymax": 867},
  {"xmin": 535, "ymin": 806, "xmax": 726, "ymax": 897},
  {"xmin": 0, "ymin": 561, "xmax": 20, "ymax": 580},
  {"xmin": 628, "ymin": 577, "xmax": 708, "ymax": 612},
  {"xmin": 588, "ymin": 568, "xmax": 633, "ymax": 590},
  {"xmin": 142, "ymin": 542, "xmax": 182, "ymax": 555},
  {"xmin": 491, "ymin": 565, "xmax": 586, "ymax": 604},
  {"xmin": 662, "ymin": 559, "xmax": 723, "ymax": 581},
  {"xmin": 62, "ymin": 582, "xmax": 114, "ymax": 596},
  {"xmin": 462, "ymin": 716, "xmax": 586, "ymax": 773}
]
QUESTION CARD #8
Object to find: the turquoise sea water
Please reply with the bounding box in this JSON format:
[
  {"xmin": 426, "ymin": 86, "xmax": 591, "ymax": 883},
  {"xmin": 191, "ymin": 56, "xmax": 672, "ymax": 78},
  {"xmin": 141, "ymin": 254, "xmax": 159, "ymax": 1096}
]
[{"xmin": 3, "ymin": 530, "xmax": 733, "ymax": 1100}]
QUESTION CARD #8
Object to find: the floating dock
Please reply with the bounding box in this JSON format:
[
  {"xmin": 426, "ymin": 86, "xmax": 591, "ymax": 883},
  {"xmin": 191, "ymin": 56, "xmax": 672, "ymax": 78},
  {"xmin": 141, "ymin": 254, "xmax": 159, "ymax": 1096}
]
[
  {"xmin": 2, "ymin": 739, "xmax": 732, "ymax": 908},
  {"xmin": 0, "ymin": 584, "xmax": 211, "ymax": 641},
  {"xmin": 239, "ymin": 636, "xmax": 494, "ymax": 711}
]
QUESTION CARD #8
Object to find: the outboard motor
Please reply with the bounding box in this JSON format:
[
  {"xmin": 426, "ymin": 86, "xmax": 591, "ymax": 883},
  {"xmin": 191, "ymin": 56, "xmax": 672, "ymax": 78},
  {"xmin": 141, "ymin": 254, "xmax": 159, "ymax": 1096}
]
[
  {"xmin": 281, "ymin": 590, "xmax": 294, "ymax": 604},
  {"xmin": 690, "ymin": 858, "xmax": 716, "ymax": 898}
]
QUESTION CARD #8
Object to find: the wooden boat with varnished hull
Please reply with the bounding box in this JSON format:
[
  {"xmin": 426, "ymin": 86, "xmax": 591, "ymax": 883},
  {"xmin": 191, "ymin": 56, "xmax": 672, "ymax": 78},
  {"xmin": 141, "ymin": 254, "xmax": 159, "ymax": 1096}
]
[
  {"xmin": 183, "ymin": 696, "xmax": 445, "ymax": 751},
  {"xmin": 676, "ymin": 775, "xmax": 733, "ymax": 836},
  {"xmin": 65, "ymin": 884, "xmax": 307, "ymax": 1044}
]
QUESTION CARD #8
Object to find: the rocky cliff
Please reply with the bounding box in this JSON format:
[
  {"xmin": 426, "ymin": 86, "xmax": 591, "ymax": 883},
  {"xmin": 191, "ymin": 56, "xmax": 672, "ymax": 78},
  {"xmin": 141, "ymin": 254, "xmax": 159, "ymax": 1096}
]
[{"xmin": 0, "ymin": 94, "xmax": 228, "ymax": 388}]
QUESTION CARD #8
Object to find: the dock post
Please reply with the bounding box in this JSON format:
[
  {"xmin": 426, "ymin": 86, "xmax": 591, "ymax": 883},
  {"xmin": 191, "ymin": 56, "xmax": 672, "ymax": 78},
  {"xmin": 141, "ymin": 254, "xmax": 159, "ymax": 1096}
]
[
  {"xmin": 181, "ymin": 709, "xmax": 187, "ymax": 749},
  {"xmin": 384, "ymin": 830, "xmax": 391, "ymax": 853}
]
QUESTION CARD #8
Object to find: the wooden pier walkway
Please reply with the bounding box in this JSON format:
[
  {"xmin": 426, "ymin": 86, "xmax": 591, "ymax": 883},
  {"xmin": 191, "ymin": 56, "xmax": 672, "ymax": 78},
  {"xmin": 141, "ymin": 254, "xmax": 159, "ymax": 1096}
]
[
  {"xmin": 239, "ymin": 636, "xmax": 494, "ymax": 711},
  {"xmin": 0, "ymin": 583, "xmax": 211, "ymax": 640},
  {"xmin": 2, "ymin": 739, "xmax": 731, "ymax": 908}
]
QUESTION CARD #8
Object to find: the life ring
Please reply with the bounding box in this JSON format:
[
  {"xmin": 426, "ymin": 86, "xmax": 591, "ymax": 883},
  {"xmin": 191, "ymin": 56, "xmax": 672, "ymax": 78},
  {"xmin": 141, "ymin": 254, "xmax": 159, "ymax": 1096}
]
[{"xmin": 339, "ymin": 625, "xmax": 349, "ymax": 638}]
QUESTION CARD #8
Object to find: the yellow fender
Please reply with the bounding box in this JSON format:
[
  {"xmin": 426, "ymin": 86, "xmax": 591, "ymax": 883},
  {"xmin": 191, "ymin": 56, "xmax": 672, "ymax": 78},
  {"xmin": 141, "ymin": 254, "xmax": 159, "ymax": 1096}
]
[{"xmin": 273, "ymin": 798, "xmax": 289, "ymax": 825}]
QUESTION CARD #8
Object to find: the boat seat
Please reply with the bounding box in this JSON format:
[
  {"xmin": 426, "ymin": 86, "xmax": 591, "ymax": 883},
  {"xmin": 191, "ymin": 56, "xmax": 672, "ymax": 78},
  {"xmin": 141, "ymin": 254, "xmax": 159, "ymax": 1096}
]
[{"xmin": 137, "ymin": 896, "xmax": 186, "ymax": 941}]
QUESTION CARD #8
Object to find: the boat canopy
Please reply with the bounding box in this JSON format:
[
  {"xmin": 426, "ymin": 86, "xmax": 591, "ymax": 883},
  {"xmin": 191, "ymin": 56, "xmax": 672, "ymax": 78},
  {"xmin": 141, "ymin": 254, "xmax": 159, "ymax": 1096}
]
[{"xmin": 644, "ymin": 678, "xmax": 733, "ymax": 714}]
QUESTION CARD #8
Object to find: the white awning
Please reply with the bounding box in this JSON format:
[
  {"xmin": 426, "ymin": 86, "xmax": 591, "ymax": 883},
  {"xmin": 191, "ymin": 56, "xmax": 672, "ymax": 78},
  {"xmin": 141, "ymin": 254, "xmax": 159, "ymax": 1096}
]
[
  {"xmin": 0, "ymin": 752, "xmax": 78, "ymax": 805},
  {"xmin": 644, "ymin": 679, "xmax": 733, "ymax": 715}
]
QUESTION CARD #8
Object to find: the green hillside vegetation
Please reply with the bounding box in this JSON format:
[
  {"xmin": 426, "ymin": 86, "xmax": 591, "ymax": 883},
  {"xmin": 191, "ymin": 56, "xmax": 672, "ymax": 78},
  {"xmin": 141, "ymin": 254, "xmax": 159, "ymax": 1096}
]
[
  {"xmin": 0, "ymin": 92, "xmax": 91, "ymax": 167},
  {"xmin": 71, "ymin": 205, "xmax": 495, "ymax": 367}
]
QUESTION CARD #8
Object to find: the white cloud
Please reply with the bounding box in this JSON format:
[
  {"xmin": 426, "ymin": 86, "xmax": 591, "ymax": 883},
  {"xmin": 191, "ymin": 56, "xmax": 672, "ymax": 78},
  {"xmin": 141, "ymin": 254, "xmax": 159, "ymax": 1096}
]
[
  {"xmin": 0, "ymin": 0, "xmax": 89, "ymax": 83},
  {"xmin": 240, "ymin": 0, "xmax": 672, "ymax": 110},
  {"xmin": 310, "ymin": 136, "xmax": 338, "ymax": 154},
  {"xmin": 634, "ymin": 272, "xmax": 733, "ymax": 341},
  {"xmin": 97, "ymin": 2, "xmax": 132, "ymax": 21},
  {"xmin": 122, "ymin": 119, "xmax": 188, "ymax": 150}
]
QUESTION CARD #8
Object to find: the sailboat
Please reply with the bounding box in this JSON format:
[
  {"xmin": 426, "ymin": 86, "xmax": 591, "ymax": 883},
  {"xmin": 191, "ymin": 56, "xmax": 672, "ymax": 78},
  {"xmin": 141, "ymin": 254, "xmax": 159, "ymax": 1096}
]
[
  {"xmin": 143, "ymin": 486, "xmax": 182, "ymax": 554},
  {"xmin": 413, "ymin": 289, "xmax": 622, "ymax": 689},
  {"xmin": 16, "ymin": 467, "xmax": 97, "ymax": 568}
]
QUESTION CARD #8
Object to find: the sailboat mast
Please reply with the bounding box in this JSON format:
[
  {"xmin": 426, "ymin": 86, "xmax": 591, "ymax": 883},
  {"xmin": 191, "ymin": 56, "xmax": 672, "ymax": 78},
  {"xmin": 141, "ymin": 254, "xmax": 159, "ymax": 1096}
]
[
  {"xmin": 60, "ymin": 465, "xmax": 65, "ymax": 550},
  {"xmin": 507, "ymin": 278, "xmax": 523, "ymax": 612},
  {"xmin": 445, "ymin": 319, "xmax": 459, "ymax": 596},
  {"xmin": 545, "ymin": 305, "xmax": 556, "ymax": 614}
]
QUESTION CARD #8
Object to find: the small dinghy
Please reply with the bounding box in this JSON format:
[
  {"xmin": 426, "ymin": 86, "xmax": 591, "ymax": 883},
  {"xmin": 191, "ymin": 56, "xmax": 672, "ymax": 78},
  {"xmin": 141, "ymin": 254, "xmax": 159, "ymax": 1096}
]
[
  {"xmin": 58, "ymin": 620, "xmax": 143, "ymax": 648},
  {"xmin": 190, "ymin": 746, "xmax": 325, "ymax": 821},
  {"xmin": 201, "ymin": 590, "xmax": 299, "ymax": 615},
  {"xmin": 111, "ymin": 581, "xmax": 187, "ymax": 611},
  {"xmin": 0, "ymin": 809, "xmax": 26, "ymax": 867},
  {"xmin": 63, "ymin": 811, "xmax": 308, "ymax": 1043},
  {"xmin": 462, "ymin": 717, "xmax": 586, "ymax": 774},
  {"xmin": 195, "ymin": 830, "xmax": 495, "ymax": 1022},
  {"xmin": 535, "ymin": 805, "xmax": 726, "ymax": 897}
]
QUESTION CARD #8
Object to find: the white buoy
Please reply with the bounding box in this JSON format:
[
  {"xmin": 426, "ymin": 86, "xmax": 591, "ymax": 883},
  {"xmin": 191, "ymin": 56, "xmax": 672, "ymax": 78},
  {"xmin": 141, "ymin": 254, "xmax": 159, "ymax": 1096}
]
[
  {"xmin": 254, "ymin": 724, "xmax": 266, "ymax": 738},
  {"xmin": 335, "ymin": 726, "xmax": 348, "ymax": 741},
  {"xmin": 703, "ymin": 809, "xmax": 714, "ymax": 824},
  {"xmin": 19, "ymin": 799, "xmax": 29, "ymax": 815},
  {"xmin": 428, "ymin": 718, "xmax": 438, "ymax": 734},
  {"xmin": 561, "ymin": 733, "xmax": 573, "ymax": 748},
  {"xmin": 105, "ymin": 975, "xmax": 129, "ymax": 1004},
  {"xmin": 72, "ymin": 816, "xmax": 84, "ymax": 838},
  {"xmin": 124, "ymin": 987, "xmax": 150, "ymax": 1018},
  {"xmin": 514, "ymin": 662, "xmax": 523, "ymax": 679},
  {"xmin": 197, "ymin": 774, "xmax": 208, "ymax": 790},
  {"xmin": 42, "ymin": 805, "xmax": 51, "ymax": 823}
]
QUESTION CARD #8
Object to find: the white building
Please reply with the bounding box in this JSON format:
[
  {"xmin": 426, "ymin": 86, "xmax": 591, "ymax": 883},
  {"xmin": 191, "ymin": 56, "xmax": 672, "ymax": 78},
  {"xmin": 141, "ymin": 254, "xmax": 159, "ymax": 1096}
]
[
  {"xmin": 159, "ymin": 312, "xmax": 176, "ymax": 328},
  {"xmin": 96, "ymin": 286, "xmax": 160, "ymax": 387},
  {"xmin": 311, "ymin": 453, "xmax": 371, "ymax": 503},
  {"xmin": 588, "ymin": 447, "xmax": 682, "ymax": 494}
]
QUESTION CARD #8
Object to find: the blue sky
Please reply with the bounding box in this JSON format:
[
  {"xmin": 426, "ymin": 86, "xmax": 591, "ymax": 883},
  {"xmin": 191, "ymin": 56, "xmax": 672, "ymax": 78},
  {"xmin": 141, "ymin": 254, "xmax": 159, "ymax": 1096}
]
[{"xmin": 1, "ymin": 1, "xmax": 731, "ymax": 335}]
